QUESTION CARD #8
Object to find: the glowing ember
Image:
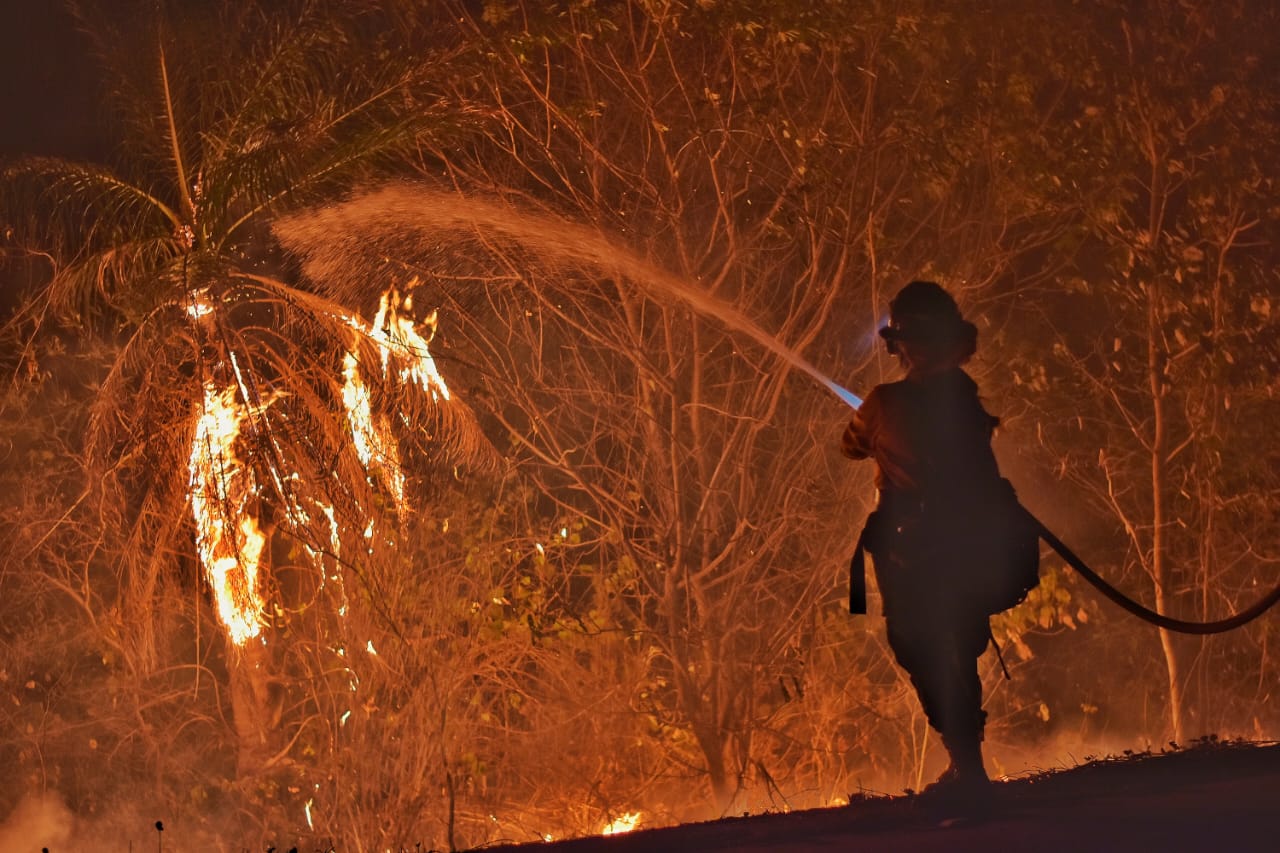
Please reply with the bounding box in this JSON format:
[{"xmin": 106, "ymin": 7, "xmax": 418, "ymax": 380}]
[
  {"xmin": 188, "ymin": 381, "xmax": 269, "ymax": 645},
  {"xmin": 600, "ymin": 812, "xmax": 641, "ymax": 835},
  {"xmin": 185, "ymin": 289, "xmax": 214, "ymax": 320}
]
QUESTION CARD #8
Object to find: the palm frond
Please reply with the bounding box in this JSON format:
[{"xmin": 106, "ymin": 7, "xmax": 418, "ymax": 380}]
[
  {"xmin": 209, "ymin": 113, "xmax": 439, "ymax": 249},
  {"xmin": 65, "ymin": 0, "xmax": 178, "ymax": 169},
  {"xmin": 231, "ymin": 272, "xmax": 500, "ymax": 473},
  {"xmin": 1, "ymin": 157, "xmax": 182, "ymax": 248},
  {"xmin": 19, "ymin": 1, "xmax": 501, "ymax": 679},
  {"xmin": 44, "ymin": 237, "xmax": 188, "ymax": 324},
  {"xmin": 157, "ymin": 39, "xmax": 197, "ymax": 229}
]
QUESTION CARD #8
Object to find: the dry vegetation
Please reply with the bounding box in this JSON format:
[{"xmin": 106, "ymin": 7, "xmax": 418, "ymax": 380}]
[{"xmin": 1, "ymin": 1, "xmax": 1277, "ymax": 850}]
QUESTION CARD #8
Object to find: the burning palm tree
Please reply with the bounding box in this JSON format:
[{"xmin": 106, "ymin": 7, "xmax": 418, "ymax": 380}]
[{"xmin": 1, "ymin": 1, "xmax": 492, "ymax": 772}]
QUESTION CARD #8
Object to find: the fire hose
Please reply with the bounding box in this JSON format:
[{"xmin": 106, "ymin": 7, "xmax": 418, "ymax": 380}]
[{"xmin": 1029, "ymin": 511, "xmax": 1280, "ymax": 635}]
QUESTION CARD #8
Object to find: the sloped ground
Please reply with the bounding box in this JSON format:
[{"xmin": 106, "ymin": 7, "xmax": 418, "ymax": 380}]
[{"xmin": 479, "ymin": 740, "xmax": 1278, "ymax": 852}]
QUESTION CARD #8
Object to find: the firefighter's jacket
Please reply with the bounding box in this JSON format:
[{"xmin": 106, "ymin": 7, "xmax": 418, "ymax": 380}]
[
  {"xmin": 841, "ymin": 367, "xmax": 1000, "ymax": 495},
  {"xmin": 842, "ymin": 367, "xmax": 1038, "ymax": 616}
]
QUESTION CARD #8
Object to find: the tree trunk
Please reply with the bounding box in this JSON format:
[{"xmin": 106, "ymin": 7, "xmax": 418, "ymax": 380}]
[
  {"xmin": 229, "ymin": 637, "xmax": 277, "ymax": 775},
  {"xmin": 1148, "ymin": 281, "xmax": 1183, "ymax": 744},
  {"xmin": 693, "ymin": 719, "xmax": 733, "ymax": 813}
]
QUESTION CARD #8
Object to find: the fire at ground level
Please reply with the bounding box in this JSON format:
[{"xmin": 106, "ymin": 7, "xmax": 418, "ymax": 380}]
[{"xmin": 482, "ymin": 740, "xmax": 1277, "ymax": 852}]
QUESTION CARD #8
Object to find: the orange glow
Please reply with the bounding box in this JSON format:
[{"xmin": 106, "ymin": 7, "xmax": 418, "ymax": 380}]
[
  {"xmin": 185, "ymin": 289, "xmax": 214, "ymax": 321},
  {"xmin": 188, "ymin": 381, "xmax": 268, "ymax": 645}
]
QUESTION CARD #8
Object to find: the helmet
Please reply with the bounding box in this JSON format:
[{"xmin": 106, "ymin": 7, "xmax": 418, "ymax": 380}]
[{"xmin": 878, "ymin": 281, "xmax": 976, "ymax": 360}]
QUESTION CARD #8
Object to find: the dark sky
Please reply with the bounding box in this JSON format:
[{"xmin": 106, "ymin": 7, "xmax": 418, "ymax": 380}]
[{"xmin": 0, "ymin": 2, "xmax": 106, "ymax": 160}]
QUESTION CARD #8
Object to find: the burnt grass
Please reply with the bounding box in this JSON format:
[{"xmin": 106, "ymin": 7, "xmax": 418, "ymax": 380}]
[{"xmin": 478, "ymin": 738, "xmax": 1278, "ymax": 852}]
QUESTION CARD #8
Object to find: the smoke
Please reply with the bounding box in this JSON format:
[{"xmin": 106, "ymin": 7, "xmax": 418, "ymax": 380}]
[{"xmin": 0, "ymin": 792, "xmax": 73, "ymax": 851}]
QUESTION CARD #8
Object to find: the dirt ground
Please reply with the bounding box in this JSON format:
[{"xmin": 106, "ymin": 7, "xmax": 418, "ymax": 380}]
[{"xmin": 478, "ymin": 740, "xmax": 1278, "ymax": 852}]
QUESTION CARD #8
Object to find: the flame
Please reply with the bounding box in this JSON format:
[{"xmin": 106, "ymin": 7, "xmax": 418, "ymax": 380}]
[
  {"xmin": 341, "ymin": 284, "xmax": 450, "ymax": 402},
  {"xmin": 342, "ymin": 350, "xmax": 405, "ymax": 502},
  {"xmin": 600, "ymin": 812, "xmax": 641, "ymax": 835},
  {"xmin": 339, "ymin": 284, "xmax": 452, "ymax": 504},
  {"xmin": 185, "ymin": 289, "xmax": 214, "ymax": 320},
  {"xmin": 188, "ymin": 381, "xmax": 268, "ymax": 645},
  {"xmin": 184, "ymin": 283, "xmax": 452, "ymax": 648},
  {"xmin": 368, "ymin": 286, "xmax": 451, "ymax": 401}
]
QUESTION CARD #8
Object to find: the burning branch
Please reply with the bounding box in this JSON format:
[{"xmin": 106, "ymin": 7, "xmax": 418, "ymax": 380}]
[
  {"xmin": 339, "ymin": 284, "xmax": 452, "ymax": 507},
  {"xmin": 185, "ymin": 281, "xmax": 463, "ymax": 647},
  {"xmin": 187, "ymin": 381, "xmax": 270, "ymax": 645}
]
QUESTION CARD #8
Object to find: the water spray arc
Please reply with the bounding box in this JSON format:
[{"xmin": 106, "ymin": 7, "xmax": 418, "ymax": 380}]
[{"xmin": 278, "ymin": 185, "xmax": 863, "ymax": 408}]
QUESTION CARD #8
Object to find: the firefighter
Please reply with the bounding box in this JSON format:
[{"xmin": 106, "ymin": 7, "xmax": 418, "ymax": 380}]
[{"xmin": 842, "ymin": 280, "xmax": 1033, "ymax": 800}]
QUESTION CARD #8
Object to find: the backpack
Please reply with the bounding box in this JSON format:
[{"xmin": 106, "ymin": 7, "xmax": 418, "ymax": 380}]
[
  {"xmin": 849, "ymin": 479, "xmax": 1041, "ymax": 616},
  {"xmin": 960, "ymin": 481, "xmax": 1042, "ymax": 614}
]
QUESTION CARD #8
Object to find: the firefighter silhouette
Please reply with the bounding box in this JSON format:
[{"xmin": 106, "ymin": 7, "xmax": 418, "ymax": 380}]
[{"xmin": 842, "ymin": 280, "xmax": 1038, "ymax": 798}]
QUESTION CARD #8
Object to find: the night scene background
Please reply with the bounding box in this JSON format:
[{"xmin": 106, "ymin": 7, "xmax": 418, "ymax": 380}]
[{"xmin": 0, "ymin": 1, "xmax": 1276, "ymax": 850}]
